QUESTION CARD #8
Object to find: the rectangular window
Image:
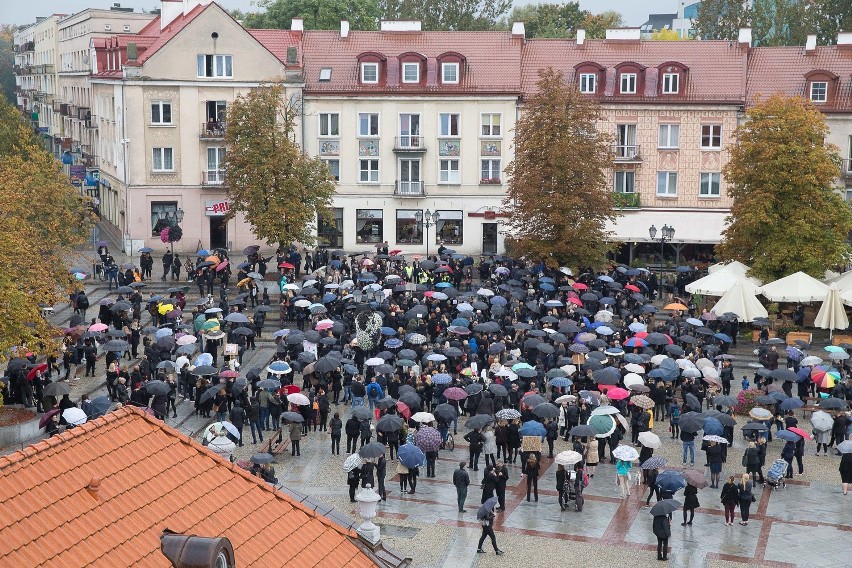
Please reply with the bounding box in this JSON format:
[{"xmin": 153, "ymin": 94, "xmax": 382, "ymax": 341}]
[
  {"xmin": 620, "ymin": 73, "xmax": 637, "ymax": 94},
  {"xmin": 435, "ymin": 210, "xmax": 463, "ymax": 245},
  {"xmin": 616, "ymin": 124, "xmax": 638, "ymax": 158},
  {"xmin": 699, "ymin": 172, "xmax": 721, "ymax": 197},
  {"xmin": 206, "ymin": 147, "xmax": 225, "ymax": 184},
  {"xmin": 359, "ymin": 113, "xmax": 379, "ymax": 136},
  {"xmin": 439, "ymin": 113, "xmax": 459, "ymax": 136},
  {"xmin": 614, "ymin": 171, "xmax": 635, "ymax": 193},
  {"xmin": 151, "ymin": 201, "xmax": 178, "ymax": 237},
  {"xmin": 318, "ymin": 207, "xmax": 343, "ymax": 247},
  {"xmin": 396, "ymin": 209, "xmax": 423, "ymax": 244},
  {"xmin": 580, "ymin": 73, "xmax": 597, "ymax": 94},
  {"xmin": 658, "ymin": 124, "xmax": 680, "ymax": 148},
  {"xmin": 399, "ymin": 114, "xmax": 420, "ymax": 148},
  {"xmin": 662, "ymin": 73, "xmax": 679, "ymax": 94},
  {"xmin": 439, "ymin": 159, "xmax": 460, "ymax": 183},
  {"xmin": 442, "ymin": 62, "xmax": 459, "ymax": 84},
  {"xmin": 701, "ymin": 124, "xmax": 722, "ymax": 149},
  {"xmin": 361, "ymin": 62, "xmax": 378, "ymax": 84},
  {"xmin": 319, "ymin": 113, "xmax": 339, "ymax": 136},
  {"xmin": 656, "ymin": 171, "xmax": 678, "ymax": 196},
  {"xmin": 402, "ymin": 62, "xmax": 419, "ymax": 83},
  {"xmin": 152, "ymin": 147, "xmax": 174, "ymax": 171},
  {"xmin": 356, "ymin": 209, "xmax": 383, "ymax": 244},
  {"xmin": 481, "ymin": 113, "xmax": 501, "ymax": 137},
  {"xmin": 151, "ymin": 100, "xmax": 171, "ymax": 125},
  {"xmin": 481, "ymin": 159, "xmax": 501, "ymax": 183},
  {"xmin": 319, "ymin": 67, "xmax": 332, "ymax": 81},
  {"xmin": 196, "ymin": 54, "xmax": 232, "ymax": 78},
  {"xmin": 398, "ymin": 159, "xmax": 421, "ymax": 195},
  {"xmin": 810, "ymin": 81, "xmax": 827, "ymax": 103},
  {"xmin": 359, "ymin": 159, "xmax": 379, "ymax": 182},
  {"xmin": 323, "ymin": 159, "xmax": 340, "ymax": 182}
]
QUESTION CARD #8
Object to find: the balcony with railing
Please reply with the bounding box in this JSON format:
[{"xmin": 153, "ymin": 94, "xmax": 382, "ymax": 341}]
[
  {"xmin": 393, "ymin": 135, "xmax": 426, "ymax": 152},
  {"xmin": 394, "ymin": 180, "xmax": 424, "ymax": 196},
  {"xmin": 202, "ymin": 170, "xmax": 226, "ymax": 186},
  {"xmin": 85, "ymin": 114, "xmax": 97, "ymax": 129},
  {"xmin": 612, "ymin": 191, "xmax": 641, "ymax": 209},
  {"xmin": 842, "ymin": 159, "xmax": 852, "ymax": 178},
  {"xmin": 200, "ymin": 121, "xmax": 226, "ymax": 139},
  {"xmin": 612, "ymin": 144, "xmax": 642, "ymax": 162}
]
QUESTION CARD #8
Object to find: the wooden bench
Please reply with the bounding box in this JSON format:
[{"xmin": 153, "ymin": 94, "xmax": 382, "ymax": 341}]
[{"xmin": 259, "ymin": 427, "xmax": 290, "ymax": 455}]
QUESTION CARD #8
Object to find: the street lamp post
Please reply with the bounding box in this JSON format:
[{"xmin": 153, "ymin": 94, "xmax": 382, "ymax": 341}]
[
  {"xmin": 649, "ymin": 224, "xmax": 675, "ymax": 299},
  {"xmin": 415, "ymin": 209, "xmax": 440, "ymax": 258}
]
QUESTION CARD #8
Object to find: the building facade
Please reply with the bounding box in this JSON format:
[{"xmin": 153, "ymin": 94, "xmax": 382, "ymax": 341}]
[{"xmin": 14, "ymin": 16, "xmax": 63, "ymax": 152}]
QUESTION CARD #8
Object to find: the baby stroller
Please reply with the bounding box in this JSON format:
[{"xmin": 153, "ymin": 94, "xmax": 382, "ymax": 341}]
[{"xmin": 765, "ymin": 458, "xmax": 788, "ymax": 491}]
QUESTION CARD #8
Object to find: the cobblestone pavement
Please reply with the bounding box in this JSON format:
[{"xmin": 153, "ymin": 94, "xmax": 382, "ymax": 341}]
[{"xmin": 6, "ymin": 244, "xmax": 851, "ymax": 567}]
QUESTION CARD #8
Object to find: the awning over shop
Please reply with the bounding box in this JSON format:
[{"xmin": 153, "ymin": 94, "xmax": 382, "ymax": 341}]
[{"xmin": 605, "ymin": 208, "xmax": 729, "ymax": 244}]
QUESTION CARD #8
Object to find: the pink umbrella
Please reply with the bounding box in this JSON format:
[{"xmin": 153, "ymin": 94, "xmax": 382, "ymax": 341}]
[
  {"xmin": 89, "ymin": 323, "xmax": 108, "ymax": 332},
  {"xmin": 572, "ymin": 283, "xmax": 589, "ymax": 290},
  {"xmin": 396, "ymin": 401, "xmax": 411, "ymax": 420},
  {"xmin": 787, "ymin": 426, "xmax": 812, "ymax": 440},
  {"xmin": 443, "ymin": 387, "xmax": 468, "ymax": 401},
  {"xmin": 606, "ymin": 387, "xmax": 630, "ymax": 401},
  {"xmin": 315, "ymin": 321, "xmax": 334, "ymax": 331},
  {"xmin": 568, "ymin": 297, "xmax": 583, "ymax": 307},
  {"xmin": 215, "ymin": 260, "xmax": 230, "ymax": 272},
  {"xmin": 219, "ymin": 370, "xmax": 239, "ymax": 378}
]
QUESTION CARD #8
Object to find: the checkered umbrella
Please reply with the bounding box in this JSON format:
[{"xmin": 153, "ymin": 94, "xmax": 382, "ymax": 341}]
[{"xmin": 414, "ymin": 426, "xmax": 443, "ymax": 452}]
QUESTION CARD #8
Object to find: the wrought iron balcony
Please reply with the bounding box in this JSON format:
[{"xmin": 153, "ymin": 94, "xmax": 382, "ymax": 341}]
[
  {"xmin": 394, "ymin": 180, "xmax": 424, "ymax": 196},
  {"xmin": 202, "ymin": 170, "xmax": 226, "ymax": 186},
  {"xmin": 393, "ymin": 135, "xmax": 426, "ymax": 152},
  {"xmin": 200, "ymin": 121, "xmax": 226, "ymax": 139},
  {"xmin": 612, "ymin": 144, "xmax": 642, "ymax": 162}
]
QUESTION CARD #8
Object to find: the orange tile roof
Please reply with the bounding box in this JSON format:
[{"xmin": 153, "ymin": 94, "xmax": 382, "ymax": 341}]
[
  {"xmin": 248, "ymin": 29, "xmax": 303, "ymax": 68},
  {"xmin": 521, "ymin": 38, "xmax": 748, "ymax": 104},
  {"xmin": 0, "ymin": 406, "xmax": 379, "ymax": 567},
  {"xmin": 747, "ymin": 45, "xmax": 852, "ymax": 111},
  {"xmin": 302, "ymin": 30, "xmax": 523, "ymax": 95}
]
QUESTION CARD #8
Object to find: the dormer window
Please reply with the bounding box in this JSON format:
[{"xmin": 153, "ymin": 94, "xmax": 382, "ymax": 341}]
[
  {"xmin": 580, "ymin": 73, "xmax": 597, "ymax": 94},
  {"xmin": 620, "ymin": 73, "xmax": 637, "ymax": 94},
  {"xmin": 361, "ymin": 62, "xmax": 378, "ymax": 84},
  {"xmin": 810, "ymin": 81, "xmax": 827, "ymax": 103},
  {"xmin": 402, "ymin": 62, "xmax": 419, "ymax": 83},
  {"xmin": 662, "ymin": 73, "xmax": 679, "ymax": 94},
  {"xmin": 442, "ymin": 62, "xmax": 459, "ymax": 84}
]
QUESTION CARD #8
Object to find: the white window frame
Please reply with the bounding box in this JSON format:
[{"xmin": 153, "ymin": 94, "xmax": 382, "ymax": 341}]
[
  {"xmin": 614, "ymin": 171, "xmax": 635, "ymax": 193},
  {"xmin": 579, "ymin": 73, "xmax": 597, "ymax": 94},
  {"xmin": 359, "ymin": 159, "xmax": 379, "ymax": 183},
  {"xmin": 152, "ymin": 147, "xmax": 174, "ymax": 172},
  {"xmin": 481, "ymin": 159, "xmax": 501, "ymax": 182},
  {"xmin": 358, "ymin": 113, "xmax": 380, "ymax": 137},
  {"xmin": 206, "ymin": 147, "xmax": 226, "ymax": 184},
  {"xmin": 439, "ymin": 113, "xmax": 460, "ymax": 137},
  {"xmin": 810, "ymin": 81, "xmax": 828, "ymax": 103},
  {"xmin": 150, "ymin": 100, "xmax": 172, "ymax": 125},
  {"xmin": 658, "ymin": 124, "xmax": 680, "ymax": 149},
  {"xmin": 662, "ymin": 73, "xmax": 679, "ymax": 94},
  {"xmin": 361, "ymin": 62, "xmax": 379, "ymax": 84},
  {"xmin": 441, "ymin": 62, "xmax": 459, "ymax": 84},
  {"xmin": 656, "ymin": 171, "xmax": 678, "ymax": 196},
  {"xmin": 480, "ymin": 113, "xmax": 502, "ymax": 137},
  {"xmin": 701, "ymin": 124, "xmax": 722, "ymax": 149},
  {"xmin": 439, "ymin": 159, "xmax": 460, "ymax": 184},
  {"xmin": 319, "ymin": 113, "xmax": 339, "ymax": 137},
  {"xmin": 402, "ymin": 62, "xmax": 420, "ymax": 83},
  {"xmin": 620, "ymin": 72, "xmax": 637, "ymax": 94},
  {"xmin": 196, "ymin": 54, "xmax": 232, "ymax": 78},
  {"xmin": 699, "ymin": 172, "xmax": 721, "ymax": 197},
  {"xmin": 322, "ymin": 159, "xmax": 340, "ymax": 182}
]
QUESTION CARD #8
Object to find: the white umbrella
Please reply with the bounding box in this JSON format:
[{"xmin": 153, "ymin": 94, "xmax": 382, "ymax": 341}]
[
  {"xmin": 686, "ymin": 266, "xmax": 763, "ymax": 296},
  {"xmin": 650, "ymin": 354, "xmax": 668, "ymax": 366},
  {"xmin": 554, "ymin": 450, "xmax": 584, "ymax": 466},
  {"xmin": 477, "ymin": 288, "xmax": 494, "ymax": 297},
  {"xmin": 365, "ymin": 357, "xmax": 384, "ymax": 366},
  {"xmin": 707, "ymin": 260, "xmax": 751, "ymax": 275},
  {"xmin": 343, "ymin": 453, "xmax": 364, "ymax": 472},
  {"xmin": 816, "ymin": 284, "xmax": 849, "ymax": 337},
  {"xmin": 555, "ymin": 394, "xmax": 577, "ymax": 404},
  {"xmin": 62, "ymin": 407, "xmax": 87, "ymax": 426},
  {"xmin": 591, "ymin": 405, "xmax": 620, "ymax": 416},
  {"xmin": 624, "ymin": 373, "xmax": 644, "ymax": 388},
  {"xmin": 760, "ymin": 271, "xmax": 829, "ymax": 303},
  {"xmin": 637, "ymin": 431, "xmax": 661, "ymax": 449},
  {"xmin": 800, "ymin": 356, "xmax": 823, "ymax": 367},
  {"xmin": 560, "ymin": 364, "xmax": 577, "ymax": 375},
  {"xmin": 711, "ymin": 279, "xmax": 768, "ymax": 322},
  {"xmin": 176, "ymin": 335, "xmax": 197, "ymax": 346},
  {"xmin": 612, "ymin": 445, "xmax": 639, "ymax": 461},
  {"xmin": 595, "ymin": 310, "xmax": 613, "ymax": 323},
  {"xmin": 294, "ymin": 299, "xmax": 311, "ymax": 308},
  {"xmin": 411, "ymin": 412, "xmax": 436, "ymax": 423},
  {"xmin": 288, "ymin": 393, "xmax": 311, "ymax": 406},
  {"xmin": 624, "ymin": 363, "xmax": 645, "ymax": 374}
]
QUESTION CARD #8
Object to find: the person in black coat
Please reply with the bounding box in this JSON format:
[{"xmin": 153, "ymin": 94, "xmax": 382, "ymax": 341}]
[
  {"xmin": 376, "ymin": 455, "xmax": 387, "ymax": 500},
  {"xmin": 345, "ymin": 416, "xmax": 361, "ymax": 453},
  {"xmin": 330, "ymin": 412, "xmax": 342, "ymax": 455},
  {"xmin": 359, "ymin": 418, "xmax": 372, "ymax": 447},
  {"xmin": 682, "ymin": 483, "xmax": 700, "ymax": 525},
  {"xmin": 464, "ymin": 428, "xmax": 485, "ymax": 471},
  {"xmin": 347, "ymin": 466, "xmax": 361, "ymax": 502},
  {"xmin": 653, "ymin": 513, "xmax": 671, "ymax": 561},
  {"xmin": 229, "ymin": 401, "xmax": 247, "ymax": 447},
  {"xmin": 480, "ymin": 465, "xmax": 498, "ymax": 503}
]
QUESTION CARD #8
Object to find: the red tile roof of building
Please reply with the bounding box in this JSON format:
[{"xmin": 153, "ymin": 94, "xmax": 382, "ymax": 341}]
[
  {"xmin": 0, "ymin": 406, "xmax": 380, "ymax": 567},
  {"xmin": 303, "ymin": 30, "xmax": 523, "ymax": 95},
  {"xmin": 248, "ymin": 29, "xmax": 303, "ymax": 67},
  {"xmin": 747, "ymin": 45, "xmax": 852, "ymax": 111},
  {"xmin": 521, "ymin": 38, "xmax": 748, "ymax": 104}
]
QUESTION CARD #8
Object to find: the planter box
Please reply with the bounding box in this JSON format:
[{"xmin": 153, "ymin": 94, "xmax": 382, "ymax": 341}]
[
  {"xmin": 832, "ymin": 334, "xmax": 852, "ymax": 346},
  {"xmin": 786, "ymin": 331, "xmax": 812, "ymax": 345}
]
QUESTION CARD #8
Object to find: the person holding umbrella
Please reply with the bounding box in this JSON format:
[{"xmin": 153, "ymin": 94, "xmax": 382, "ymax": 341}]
[
  {"xmin": 476, "ymin": 497, "xmax": 504, "ymax": 555},
  {"xmin": 616, "ymin": 456, "xmax": 633, "ymax": 498},
  {"xmin": 464, "ymin": 428, "xmax": 485, "ymax": 471},
  {"xmin": 840, "ymin": 443, "xmax": 852, "ymax": 495},
  {"xmin": 651, "ymin": 502, "xmax": 674, "ymax": 561},
  {"xmin": 453, "ymin": 461, "xmax": 470, "ymax": 512}
]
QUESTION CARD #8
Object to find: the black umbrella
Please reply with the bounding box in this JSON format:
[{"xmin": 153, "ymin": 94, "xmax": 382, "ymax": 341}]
[
  {"xmin": 478, "ymin": 496, "xmax": 499, "ymax": 520},
  {"xmin": 359, "ymin": 442, "xmax": 387, "ymax": 459},
  {"xmin": 375, "ymin": 397, "xmax": 397, "ymax": 410},
  {"xmin": 464, "ymin": 383, "xmax": 484, "ymax": 395},
  {"xmin": 192, "ymin": 365, "xmax": 218, "ymax": 376},
  {"xmin": 282, "ymin": 411, "xmax": 305, "ymax": 423},
  {"xmin": 257, "ymin": 378, "xmax": 281, "ymax": 390},
  {"xmin": 742, "ymin": 422, "xmax": 768, "ymax": 432},
  {"xmin": 712, "ymin": 395, "xmax": 738, "ymax": 408},
  {"xmin": 44, "ymin": 381, "xmax": 71, "ymax": 397},
  {"xmin": 819, "ymin": 397, "xmax": 847, "ymax": 410},
  {"xmin": 522, "ymin": 394, "xmax": 547, "ymax": 408},
  {"xmin": 251, "ymin": 452, "xmax": 275, "ymax": 464},
  {"xmin": 314, "ymin": 357, "xmax": 340, "ymax": 374},
  {"xmin": 103, "ymin": 339, "xmax": 130, "ymax": 352},
  {"xmin": 649, "ymin": 498, "xmax": 682, "ymax": 516},
  {"xmin": 770, "ymin": 368, "xmax": 798, "ymax": 382},
  {"xmin": 678, "ymin": 411, "xmax": 706, "ymax": 433},
  {"xmin": 593, "ymin": 367, "xmax": 621, "ymax": 385},
  {"xmin": 376, "ymin": 414, "xmax": 404, "ymax": 432},
  {"xmin": 398, "ymin": 385, "xmax": 417, "ymax": 396},
  {"xmin": 685, "ymin": 393, "xmax": 702, "ymax": 412},
  {"xmin": 569, "ymin": 424, "xmax": 597, "ymax": 437},
  {"xmin": 433, "ymin": 403, "xmax": 458, "ymax": 422},
  {"xmin": 352, "ymin": 406, "xmax": 373, "ymax": 420},
  {"xmin": 116, "ymin": 286, "xmax": 134, "ymax": 294},
  {"xmin": 145, "ymin": 380, "xmax": 170, "ymax": 396},
  {"xmin": 533, "ymin": 403, "xmax": 560, "ymax": 419},
  {"xmin": 646, "ymin": 333, "xmax": 670, "ymax": 346},
  {"xmin": 89, "ymin": 395, "xmax": 113, "ymax": 418},
  {"xmin": 111, "ymin": 301, "xmax": 132, "ymax": 312},
  {"xmin": 702, "ymin": 409, "xmax": 737, "ymax": 427},
  {"xmin": 399, "ymin": 392, "xmax": 422, "ymax": 410},
  {"xmin": 488, "ymin": 383, "xmax": 508, "ymax": 397},
  {"xmin": 466, "ymin": 414, "xmax": 494, "ymax": 430}
]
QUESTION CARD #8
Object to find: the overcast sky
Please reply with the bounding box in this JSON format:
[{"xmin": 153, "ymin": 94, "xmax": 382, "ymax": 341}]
[{"xmin": 4, "ymin": 0, "xmax": 675, "ymax": 27}]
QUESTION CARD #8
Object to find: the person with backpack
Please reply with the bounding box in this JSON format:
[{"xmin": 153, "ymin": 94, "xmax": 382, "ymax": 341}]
[
  {"xmin": 573, "ymin": 462, "xmax": 587, "ymax": 512},
  {"xmin": 669, "ymin": 401, "xmax": 681, "ymax": 439}
]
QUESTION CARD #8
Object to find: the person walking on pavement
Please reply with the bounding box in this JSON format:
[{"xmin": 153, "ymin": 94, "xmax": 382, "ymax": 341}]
[
  {"xmin": 720, "ymin": 475, "xmax": 740, "ymax": 525},
  {"xmin": 289, "ymin": 419, "xmax": 302, "ymax": 456},
  {"xmin": 738, "ymin": 473, "xmax": 754, "ymax": 525},
  {"xmin": 330, "ymin": 412, "xmax": 342, "ymax": 455},
  {"xmin": 681, "ymin": 482, "xmax": 699, "ymax": 525},
  {"xmin": 229, "ymin": 401, "xmax": 246, "ymax": 447},
  {"xmin": 476, "ymin": 498, "xmax": 504, "ymax": 556},
  {"xmin": 376, "ymin": 454, "xmax": 387, "ymax": 501},
  {"xmin": 453, "ymin": 461, "xmax": 470, "ymax": 512},
  {"xmin": 464, "ymin": 428, "xmax": 484, "ymax": 471},
  {"xmin": 161, "ymin": 251, "xmax": 173, "ymax": 282},
  {"xmin": 494, "ymin": 460, "xmax": 509, "ymax": 511},
  {"xmin": 653, "ymin": 510, "xmax": 671, "ymax": 561},
  {"xmin": 345, "ymin": 415, "xmax": 360, "ymax": 453}
]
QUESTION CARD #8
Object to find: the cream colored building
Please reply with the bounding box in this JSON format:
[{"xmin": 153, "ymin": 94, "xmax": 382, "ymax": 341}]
[
  {"xmin": 14, "ymin": 16, "xmax": 63, "ymax": 152},
  {"xmin": 90, "ymin": 0, "xmax": 302, "ymax": 252}
]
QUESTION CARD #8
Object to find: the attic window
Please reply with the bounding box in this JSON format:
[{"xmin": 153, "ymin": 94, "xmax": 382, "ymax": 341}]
[
  {"xmin": 810, "ymin": 81, "xmax": 827, "ymax": 103},
  {"xmin": 361, "ymin": 62, "xmax": 378, "ymax": 84},
  {"xmin": 319, "ymin": 67, "xmax": 332, "ymax": 81},
  {"xmin": 402, "ymin": 62, "xmax": 419, "ymax": 83}
]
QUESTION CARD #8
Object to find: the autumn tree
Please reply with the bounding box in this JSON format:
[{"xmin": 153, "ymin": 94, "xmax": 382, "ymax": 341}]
[
  {"xmin": 651, "ymin": 28, "xmax": 686, "ymax": 40},
  {"xmin": 379, "ymin": 0, "xmax": 512, "ymax": 30},
  {"xmin": 0, "ymin": 99, "xmax": 95, "ymax": 359},
  {"xmin": 580, "ymin": 10, "xmax": 624, "ymax": 39},
  {"xmin": 717, "ymin": 95, "xmax": 852, "ymax": 281},
  {"xmin": 0, "ymin": 25, "xmax": 15, "ymax": 104},
  {"xmin": 751, "ymin": 0, "xmax": 813, "ymax": 46},
  {"xmin": 239, "ymin": 0, "xmax": 382, "ymax": 30},
  {"xmin": 505, "ymin": 2, "xmax": 587, "ymax": 38},
  {"xmin": 224, "ymin": 84, "xmax": 335, "ymax": 251},
  {"xmin": 503, "ymin": 69, "xmax": 617, "ymax": 269},
  {"xmin": 694, "ymin": 0, "xmax": 750, "ymax": 40}
]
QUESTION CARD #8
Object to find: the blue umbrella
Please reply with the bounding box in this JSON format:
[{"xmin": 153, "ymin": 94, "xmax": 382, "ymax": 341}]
[
  {"xmin": 490, "ymin": 296, "xmax": 507, "ymax": 306},
  {"xmin": 380, "ymin": 327, "xmax": 397, "ymax": 336},
  {"xmin": 713, "ymin": 333, "xmax": 733, "ymax": 343},
  {"xmin": 433, "ymin": 373, "xmax": 452, "ymax": 385},
  {"xmin": 597, "ymin": 275, "xmax": 614, "ymax": 283},
  {"xmin": 599, "ymin": 297, "xmax": 616, "ymax": 305},
  {"xmin": 193, "ymin": 353, "xmax": 213, "ymax": 367},
  {"xmin": 138, "ymin": 247, "xmax": 154, "ymax": 253},
  {"xmin": 272, "ymin": 329, "xmax": 290, "ymax": 338},
  {"xmin": 451, "ymin": 318, "xmax": 470, "ymax": 328},
  {"xmin": 776, "ymin": 430, "xmax": 801, "ymax": 442},
  {"xmin": 322, "ymin": 293, "xmax": 338, "ymax": 304},
  {"xmin": 540, "ymin": 283, "xmax": 555, "ymax": 291},
  {"xmin": 539, "ymin": 277, "xmax": 555, "ymax": 283},
  {"xmin": 656, "ymin": 470, "xmax": 687, "ymax": 493},
  {"xmin": 268, "ymin": 361, "xmax": 291, "ymax": 374},
  {"xmin": 702, "ymin": 416, "xmax": 724, "ymax": 436},
  {"xmin": 398, "ymin": 443, "xmax": 426, "ymax": 469},
  {"xmin": 549, "ymin": 377, "xmax": 573, "ymax": 388},
  {"xmin": 519, "ymin": 420, "xmax": 547, "ymax": 438},
  {"xmin": 384, "ymin": 338, "xmax": 403, "ymax": 348},
  {"xmin": 435, "ymin": 282, "xmax": 453, "ymax": 288},
  {"xmin": 358, "ymin": 273, "xmax": 377, "ymax": 282},
  {"xmin": 779, "ymin": 398, "xmax": 804, "ymax": 411},
  {"xmin": 88, "ymin": 395, "xmax": 113, "ymax": 418},
  {"xmin": 196, "ymin": 249, "xmax": 210, "ymax": 256}
]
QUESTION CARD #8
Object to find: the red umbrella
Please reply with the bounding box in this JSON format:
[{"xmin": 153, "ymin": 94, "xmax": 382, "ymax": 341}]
[
  {"xmin": 27, "ymin": 363, "xmax": 48, "ymax": 381},
  {"xmin": 572, "ymin": 282, "xmax": 588, "ymax": 290},
  {"xmin": 278, "ymin": 262, "xmax": 295, "ymax": 269},
  {"xmin": 215, "ymin": 260, "xmax": 230, "ymax": 272},
  {"xmin": 396, "ymin": 401, "xmax": 411, "ymax": 420},
  {"xmin": 443, "ymin": 387, "xmax": 468, "ymax": 401},
  {"xmin": 567, "ymin": 297, "xmax": 583, "ymax": 307},
  {"xmin": 607, "ymin": 387, "xmax": 630, "ymax": 401},
  {"xmin": 787, "ymin": 426, "xmax": 812, "ymax": 440},
  {"xmin": 625, "ymin": 284, "xmax": 641, "ymax": 293},
  {"xmin": 219, "ymin": 370, "xmax": 239, "ymax": 378},
  {"xmin": 284, "ymin": 384, "xmax": 301, "ymax": 395},
  {"xmin": 39, "ymin": 408, "xmax": 61, "ymax": 428}
]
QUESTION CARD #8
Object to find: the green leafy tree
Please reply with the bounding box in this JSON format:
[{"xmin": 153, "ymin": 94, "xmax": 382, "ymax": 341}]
[
  {"xmin": 503, "ymin": 69, "xmax": 617, "ymax": 269},
  {"xmin": 814, "ymin": 0, "xmax": 852, "ymax": 44},
  {"xmin": 241, "ymin": 0, "xmax": 382, "ymax": 30},
  {"xmin": 505, "ymin": 2, "xmax": 587, "ymax": 38},
  {"xmin": 379, "ymin": 0, "xmax": 512, "ymax": 30},
  {"xmin": 752, "ymin": 0, "xmax": 812, "ymax": 46},
  {"xmin": 0, "ymin": 99, "xmax": 95, "ymax": 359},
  {"xmin": 580, "ymin": 10, "xmax": 624, "ymax": 39},
  {"xmin": 224, "ymin": 84, "xmax": 335, "ymax": 251},
  {"xmin": 0, "ymin": 25, "xmax": 15, "ymax": 104},
  {"xmin": 694, "ymin": 0, "xmax": 750, "ymax": 40},
  {"xmin": 717, "ymin": 95, "xmax": 852, "ymax": 280}
]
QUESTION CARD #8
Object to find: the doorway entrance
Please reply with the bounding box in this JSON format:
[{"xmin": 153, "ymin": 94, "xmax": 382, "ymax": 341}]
[
  {"xmin": 482, "ymin": 223, "xmax": 497, "ymax": 255},
  {"xmin": 210, "ymin": 217, "xmax": 228, "ymax": 250}
]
